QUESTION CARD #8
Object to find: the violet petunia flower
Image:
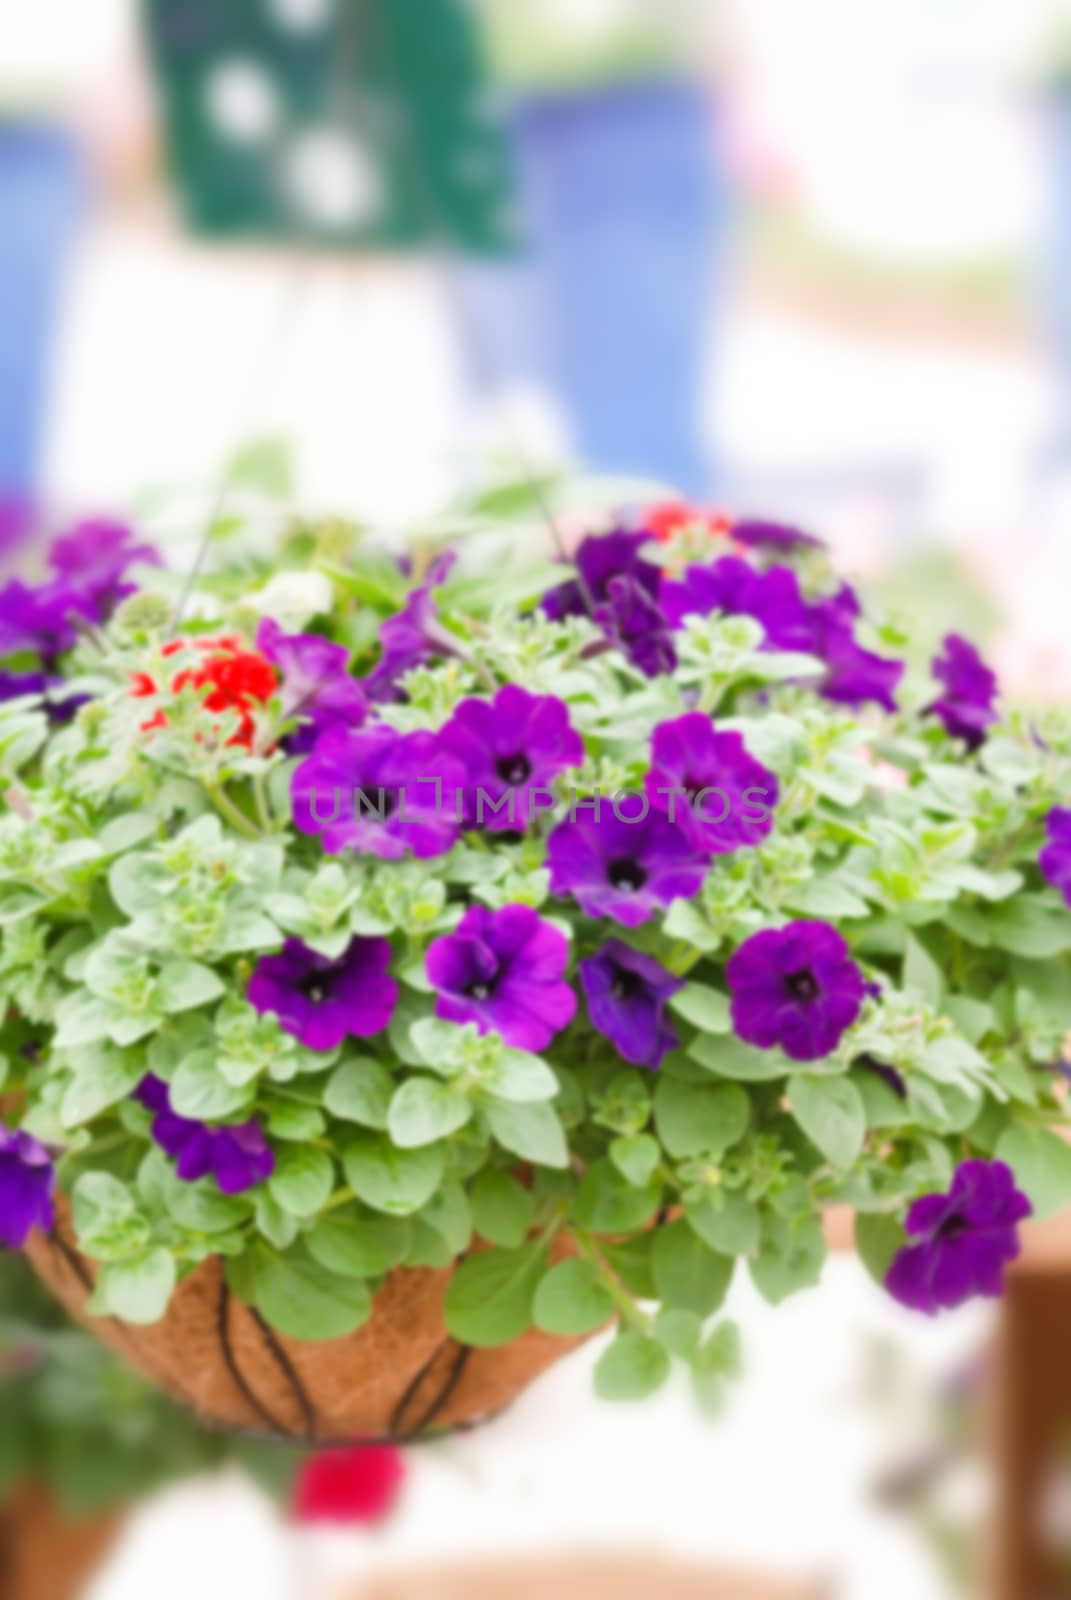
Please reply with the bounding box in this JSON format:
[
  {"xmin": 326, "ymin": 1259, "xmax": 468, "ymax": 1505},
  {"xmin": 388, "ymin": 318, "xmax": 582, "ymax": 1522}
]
[
  {"xmin": 248, "ymin": 935, "xmax": 397, "ymax": 1049},
  {"xmin": 659, "ymin": 556, "xmax": 814, "ymax": 654},
  {"xmin": 48, "ymin": 519, "xmax": 160, "ymax": 617},
  {"xmin": 546, "ymin": 808, "xmax": 710, "ymax": 927},
  {"xmin": 807, "ymin": 585, "xmax": 904, "ymax": 712},
  {"xmin": 731, "ymin": 517, "xmax": 823, "ymax": 553},
  {"xmin": 928, "ymin": 634, "xmax": 999, "ymax": 749},
  {"xmin": 885, "ymin": 1160, "xmax": 1031, "ymax": 1315},
  {"xmin": 292, "ymin": 723, "xmax": 465, "ymax": 860},
  {"xmin": 425, "ymin": 903, "xmax": 576, "ymax": 1051},
  {"xmin": 1040, "ymin": 807, "xmax": 1071, "ymax": 908},
  {"xmin": 0, "ymin": 577, "xmax": 90, "ymax": 662},
  {"xmin": 594, "ymin": 573, "xmax": 678, "ymax": 677},
  {"xmin": 542, "ymin": 528, "xmax": 660, "ymax": 623},
  {"xmin": 579, "ymin": 939, "xmax": 683, "ymax": 1070},
  {"xmin": 645, "ymin": 710, "xmax": 778, "ymax": 854},
  {"xmin": 363, "ymin": 551, "xmax": 457, "ymax": 704},
  {"xmin": 726, "ymin": 920, "xmax": 867, "ymax": 1061},
  {"xmin": 255, "ymin": 617, "xmax": 367, "ymax": 753},
  {"xmin": 440, "ymin": 684, "xmax": 584, "ymax": 831},
  {"xmin": 0, "ymin": 1127, "xmax": 55, "ymax": 1248},
  {"xmin": 136, "ymin": 1077, "xmax": 274, "ymax": 1195}
]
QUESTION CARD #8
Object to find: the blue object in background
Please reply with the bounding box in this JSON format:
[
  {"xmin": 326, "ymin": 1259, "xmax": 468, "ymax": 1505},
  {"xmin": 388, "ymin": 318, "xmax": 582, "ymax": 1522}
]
[
  {"xmin": 458, "ymin": 80, "xmax": 728, "ymax": 499},
  {"xmin": 0, "ymin": 123, "xmax": 83, "ymax": 497}
]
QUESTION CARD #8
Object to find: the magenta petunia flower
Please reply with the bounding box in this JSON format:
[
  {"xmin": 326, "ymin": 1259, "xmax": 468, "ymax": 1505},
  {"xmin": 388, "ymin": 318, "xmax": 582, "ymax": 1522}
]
[
  {"xmin": 546, "ymin": 808, "xmax": 709, "ymax": 927},
  {"xmin": 726, "ymin": 921, "xmax": 867, "ymax": 1061},
  {"xmin": 440, "ymin": 684, "xmax": 584, "ymax": 831},
  {"xmin": 578, "ymin": 939, "xmax": 683, "ymax": 1070},
  {"xmin": 363, "ymin": 552, "xmax": 457, "ymax": 704},
  {"xmin": 0, "ymin": 1126, "xmax": 55, "ymax": 1248},
  {"xmin": 928, "ymin": 634, "xmax": 999, "ymax": 749},
  {"xmin": 731, "ymin": 517, "xmax": 823, "ymax": 553},
  {"xmin": 885, "ymin": 1160, "xmax": 1031, "ymax": 1315},
  {"xmin": 1039, "ymin": 807, "xmax": 1071, "ymax": 908},
  {"xmin": 292, "ymin": 723, "xmax": 465, "ymax": 860},
  {"xmin": 425, "ymin": 903, "xmax": 576, "ymax": 1051},
  {"xmin": 248, "ymin": 935, "xmax": 398, "ymax": 1049},
  {"xmin": 645, "ymin": 711, "xmax": 778, "ymax": 854},
  {"xmin": 255, "ymin": 618, "xmax": 367, "ymax": 753},
  {"xmin": 136, "ymin": 1077, "xmax": 274, "ymax": 1195}
]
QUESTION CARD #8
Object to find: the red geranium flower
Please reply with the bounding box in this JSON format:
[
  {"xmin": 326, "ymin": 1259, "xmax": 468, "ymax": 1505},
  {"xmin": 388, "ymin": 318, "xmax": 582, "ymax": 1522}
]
[
  {"xmin": 292, "ymin": 1444, "xmax": 407, "ymax": 1527},
  {"xmin": 131, "ymin": 635, "xmax": 278, "ymax": 749},
  {"xmin": 647, "ymin": 502, "xmax": 734, "ymax": 544}
]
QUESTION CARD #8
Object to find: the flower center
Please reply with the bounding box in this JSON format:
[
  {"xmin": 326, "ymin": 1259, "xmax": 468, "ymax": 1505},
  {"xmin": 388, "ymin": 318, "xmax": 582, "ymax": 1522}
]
[
  {"xmin": 783, "ymin": 968, "xmax": 819, "ymax": 1003},
  {"xmin": 610, "ymin": 969, "xmax": 642, "ymax": 1002},
  {"xmin": 299, "ymin": 974, "xmax": 330, "ymax": 1004},
  {"xmin": 607, "ymin": 858, "xmax": 647, "ymax": 893},
  {"xmin": 495, "ymin": 752, "xmax": 532, "ymax": 786},
  {"xmin": 936, "ymin": 1214, "xmax": 968, "ymax": 1241}
]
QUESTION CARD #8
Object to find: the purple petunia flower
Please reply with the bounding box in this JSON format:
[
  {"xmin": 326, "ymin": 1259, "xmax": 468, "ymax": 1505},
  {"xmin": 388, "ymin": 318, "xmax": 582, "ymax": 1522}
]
[
  {"xmin": 425, "ymin": 903, "xmax": 576, "ymax": 1051},
  {"xmin": 659, "ymin": 556, "xmax": 815, "ymax": 654},
  {"xmin": 542, "ymin": 528, "xmax": 660, "ymax": 623},
  {"xmin": 731, "ymin": 517, "xmax": 823, "ymax": 553},
  {"xmin": 807, "ymin": 585, "xmax": 904, "ymax": 712},
  {"xmin": 48, "ymin": 519, "xmax": 160, "ymax": 617},
  {"xmin": 292, "ymin": 723, "xmax": 465, "ymax": 860},
  {"xmin": 136, "ymin": 1077, "xmax": 275, "ymax": 1195},
  {"xmin": 0, "ymin": 1126, "xmax": 55, "ymax": 1248},
  {"xmin": 645, "ymin": 710, "xmax": 778, "ymax": 854},
  {"xmin": 0, "ymin": 577, "xmax": 90, "ymax": 662},
  {"xmin": 928, "ymin": 634, "xmax": 999, "ymax": 749},
  {"xmin": 1040, "ymin": 807, "xmax": 1071, "ymax": 908},
  {"xmin": 594, "ymin": 573, "xmax": 678, "ymax": 677},
  {"xmin": 546, "ymin": 808, "xmax": 710, "ymax": 927},
  {"xmin": 255, "ymin": 618, "xmax": 367, "ymax": 753},
  {"xmin": 726, "ymin": 920, "xmax": 867, "ymax": 1061},
  {"xmin": 885, "ymin": 1160, "xmax": 1031, "ymax": 1316},
  {"xmin": 248, "ymin": 935, "xmax": 397, "ymax": 1049},
  {"xmin": 363, "ymin": 552, "xmax": 457, "ymax": 704},
  {"xmin": 579, "ymin": 939, "xmax": 683, "ymax": 1070},
  {"xmin": 440, "ymin": 684, "xmax": 584, "ymax": 831}
]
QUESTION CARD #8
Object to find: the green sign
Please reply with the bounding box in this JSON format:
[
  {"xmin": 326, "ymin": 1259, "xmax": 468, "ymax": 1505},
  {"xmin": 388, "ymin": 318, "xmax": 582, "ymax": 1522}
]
[{"xmin": 144, "ymin": 0, "xmax": 518, "ymax": 252}]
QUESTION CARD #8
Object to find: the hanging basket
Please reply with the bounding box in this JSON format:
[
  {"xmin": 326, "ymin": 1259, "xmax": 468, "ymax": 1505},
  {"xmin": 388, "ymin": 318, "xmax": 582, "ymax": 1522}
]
[{"xmin": 25, "ymin": 1204, "xmax": 588, "ymax": 1445}]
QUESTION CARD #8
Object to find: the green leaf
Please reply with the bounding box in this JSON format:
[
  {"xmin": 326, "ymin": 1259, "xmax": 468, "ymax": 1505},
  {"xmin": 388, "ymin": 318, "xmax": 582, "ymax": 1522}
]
[
  {"xmin": 687, "ymin": 1034, "xmax": 790, "ymax": 1081},
  {"xmin": 482, "ymin": 1048, "xmax": 559, "ymax": 1103},
  {"xmin": 749, "ymin": 1214, "xmax": 827, "ymax": 1306},
  {"xmin": 304, "ymin": 1208, "xmax": 411, "ymax": 1277},
  {"xmin": 483, "ymin": 1099, "xmax": 568, "ymax": 1169},
  {"xmin": 388, "ymin": 1077, "xmax": 473, "ymax": 1147},
  {"xmin": 653, "ymin": 1308, "xmax": 702, "ymax": 1360},
  {"xmin": 609, "ymin": 1134, "xmax": 661, "ymax": 1188},
  {"xmin": 155, "ymin": 961, "xmax": 225, "ymax": 1014},
  {"xmin": 268, "ymin": 1146, "xmax": 334, "ymax": 1218},
  {"xmin": 574, "ymin": 1159, "xmax": 662, "ymax": 1233},
  {"xmin": 246, "ymin": 1244, "xmax": 372, "ymax": 1341},
  {"xmin": 654, "ymin": 1078, "xmax": 749, "ymax": 1159},
  {"xmin": 443, "ymin": 1242, "xmax": 547, "ymax": 1347},
  {"xmin": 594, "ymin": 1332, "xmax": 670, "ymax": 1401},
  {"xmin": 783, "ymin": 878, "xmax": 869, "ymax": 918},
  {"xmin": 668, "ymin": 984, "xmax": 731, "ymax": 1033},
  {"xmin": 685, "ymin": 1191, "xmax": 760, "ymax": 1257},
  {"xmin": 652, "ymin": 1220, "xmax": 733, "ymax": 1316},
  {"xmin": 254, "ymin": 1189, "xmax": 301, "ymax": 1250},
  {"xmin": 60, "ymin": 1044, "xmax": 144, "ymax": 1129},
  {"xmin": 324, "ymin": 1058, "xmax": 395, "ymax": 1129},
  {"xmin": 996, "ymin": 1126, "xmax": 1071, "ymax": 1221},
  {"xmin": 470, "ymin": 1170, "xmax": 536, "ymax": 1248},
  {"xmin": 786, "ymin": 1075, "xmax": 865, "ymax": 1168},
  {"xmin": 903, "ymin": 933, "xmax": 944, "ymax": 1007},
  {"xmin": 854, "ymin": 1212, "xmax": 906, "ymax": 1286},
  {"xmin": 342, "ymin": 1134, "xmax": 445, "ymax": 1216},
  {"xmin": 169, "ymin": 1049, "xmax": 253, "ymax": 1121},
  {"xmin": 983, "ymin": 899, "xmax": 1071, "ymax": 960},
  {"xmin": 92, "ymin": 1249, "xmax": 175, "ymax": 1325},
  {"xmin": 72, "ymin": 1173, "xmax": 150, "ymax": 1262},
  {"xmin": 265, "ymin": 1101, "xmax": 326, "ymax": 1142},
  {"xmin": 532, "ymin": 1258, "xmax": 614, "ymax": 1335}
]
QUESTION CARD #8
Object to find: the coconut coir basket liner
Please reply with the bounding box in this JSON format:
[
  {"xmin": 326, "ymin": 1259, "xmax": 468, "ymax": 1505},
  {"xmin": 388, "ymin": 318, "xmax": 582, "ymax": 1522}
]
[{"xmin": 25, "ymin": 1200, "xmax": 587, "ymax": 1445}]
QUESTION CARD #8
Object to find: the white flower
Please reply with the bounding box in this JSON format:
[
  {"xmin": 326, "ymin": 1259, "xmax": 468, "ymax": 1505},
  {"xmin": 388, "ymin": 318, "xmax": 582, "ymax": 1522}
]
[{"xmin": 249, "ymin": 571, "xmax": 334, "ymax": 630}]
